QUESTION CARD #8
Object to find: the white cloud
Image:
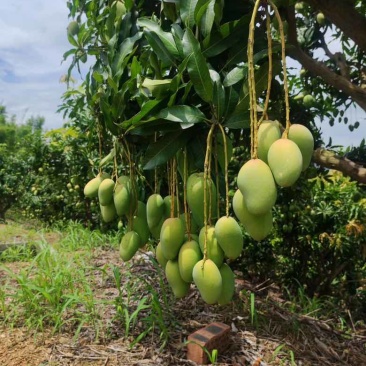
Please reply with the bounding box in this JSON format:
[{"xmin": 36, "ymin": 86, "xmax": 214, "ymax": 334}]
[{"xmin": 0, "ymin": 0, "xmax": 82, "ymax": 129}]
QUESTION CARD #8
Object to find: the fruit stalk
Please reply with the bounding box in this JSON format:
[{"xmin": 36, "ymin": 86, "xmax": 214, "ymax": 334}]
[
  {"xmin": 258, "ymin": 4, "xmax": 273, "ymax": 126},
  {"xmin": 217, "ymin": 124, "xmax": 230, "ymax": 218},
  {"xmin": 203, "ymin": 124, "xmax": 215, "ymax": 261},
  {"xmin": 268, "ymin": 0, "xmax": 291, "ymax": 136}
]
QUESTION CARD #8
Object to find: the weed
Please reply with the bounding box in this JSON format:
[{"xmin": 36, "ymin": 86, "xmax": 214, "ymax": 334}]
[
  {"xmin": 112, "ymin": 258, "xmax": 175, "ymax": 349},
  {"xmin": 0, "ymin": 244, "xmax": 103, "ymax": 337},
  {"xmin": 55, "ymin": 221, "xmax": 117, "ymax": 251}
]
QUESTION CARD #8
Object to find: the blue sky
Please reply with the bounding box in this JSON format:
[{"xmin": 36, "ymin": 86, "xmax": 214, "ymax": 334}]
[{"xmin": 0, "ymin": 0, "xmax": 364, "ymax": 147}]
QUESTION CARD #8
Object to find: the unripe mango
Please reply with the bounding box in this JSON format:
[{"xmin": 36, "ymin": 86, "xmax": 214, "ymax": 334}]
[
  {"xmin": 149, "ymin": 216, "xmax": 165, "ymax": 240},
  {"xmin": 98, "ymin": 178, "xmax": 115, "ymax": 206},
  {"xmin": 198, "ymin": 226, "xmax": 224, "ymax": 268},
  {"xmin": 288, "ymin": 124, "xmax": 314, "ymax": 171},
  {"xmin": 114, "ymin": 176, "xmax": 131, "ymax": 216},
  {"xmin": 135, "ymin": 201, "xmax": 147, "ymax": 220},
  {"xmin": 237, "ymin": 159, "xmax": 277, "ymax": 215},
  {"xmin": 165, "ymin": 260, "xmax": 190, "ymax": 298},
  {"xmin": 120, "ymin": 231, "xmax": 140, "ymax": 262},
  {"xmin": 163, "ymin": 195, "xmax": 180, "ymax": 218},
  {"xmin": 178, "ymin": 240, "xmax": 202, "ymax": 283},
  {"xmin": 267, "ymin": 138, "xmax": 303, "ymax": 187},
  {"xmin": 147, "ymin": 194, "xmax": 165, "ymax": 228},
  {"xmin": 132, "ymin": 216, "xmax": 150, "ymax": 248},
  {"xmin": 257, "ymin": 120, "xmax": 281, "ymax": 164},
  {"xmin": 215, "ymin": 216, "xmax": 243, "ymax": 260},
  {"xmin": 180, "ymin": 213, "xmax": 199, "ymax": 234},
  {"xmin": 233, "ymin": 189, "xmax": 273, "ymax": 241},
  {"xmin": 186, "ymin": 173, "xmax": 217, "ymax": 227},
  {"xmin": 193, "ymin": 259, "xmax": 222, "ymax": 304},
  {"xmin": 156, "ymin": 242, "xmax": 168, "ymax": 269},
  {"xmin": 160, "ymin": 217, "xmax": 185, "ymax": 260},
  {"xmin": 100, "ymin": 202, "xmax": 116, "ymax": 223},
  {"xmin": 84, "ymin": 172, "xmax": 109, "ymax": 198},
  {"xmin": 218, "ymin": 264, "xmax": 235, "ymax": 305}
]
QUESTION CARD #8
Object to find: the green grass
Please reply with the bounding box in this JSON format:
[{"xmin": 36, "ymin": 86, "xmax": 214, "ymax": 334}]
[
  {"xmin": 0, "ymin": 220, "xmax": 176, "ymax": 348},
  {"xmin": 1, "ymin": 243, "xmax": 103, "ymax": 336},
  {"xmin": 112, "ymin": 258, "xmax": 176, "ymax": 349}
]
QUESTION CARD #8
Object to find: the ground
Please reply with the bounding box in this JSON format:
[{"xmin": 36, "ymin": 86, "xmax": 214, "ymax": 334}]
[{"xmin": 0, "ymin": 220, "xmax": 365, "ymax": 366}]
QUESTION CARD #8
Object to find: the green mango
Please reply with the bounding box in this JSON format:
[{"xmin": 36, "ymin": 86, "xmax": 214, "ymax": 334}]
[
  {"xmin": 132, "ymin": 215, "xmax": 150, "ymax": 248},
  {"xmin": 163, "ymin": 195, "xmax": 180, "ymax": 218},
  {"xmin": 84, "ymin": 172, "xmax": 109, "ymax": 198},
  {"xmin": 233, "ymin": 189, "xmax": 273, "ymax": 241},
  {"xmin": 193, "ymin": 259, "xmax": 222, "ymax": 304},
  {"xmin": 98, "ymin": 178, "xmax": 115, "ymax": 206},
  {"xmin": 100, "ymin": 202, "xmax": 116, "ymax": 223},
  {"xmin": 114, "ymin": 176, "xmax": 131, "ymax": 216},
  {"xmin": 186, "ymin": 173, "xmax": 217, "ymax": 227},
  {"xmin": 147, "ymin": 194, "xmax": 165, "ymax": 228},
  {"xmin": 149, "ymin": 215, "xmax": 164, "ymax": 240},
  {"xmin": 218, "ymin": 263, "xmax": 235, "ymax": 305},
  {"xmin": 198, "ymin": 226, "xmax": 224, "ymax": 268},
  {"xmin": 180, "ymin": 212, "xmax": 199, "ymax": 234},
  {"xmin": 160, "ymin": 217, "xmax": 185, "ymax": 260},
  {"xmin": 165, "ymin": 260, "xmax": 190, "ymax": 298},
  {"xmin": 267, "ymin": 138, "xmax": 303, "ymax": 187},
  {"xmin": 120, "ymin": 231, "xmax": 140, "ymax": 262},
  {"xmin": 178, "ymin": 240, "xmax": 202, "ymax": 283},
  {"xmin": 257, "ymin": 120, "xmax": 281, "ymax": 164},
  {"xmin": 237, "ymin": 159, "xmax": 277, "ymax": 215},
  {"xmin": 288, "ymin": 124, "xmax": 314, "ymax": 171},
  {"xmin": 156, "ymin": 242, "xmax": 168, "ymax": 269},
  {"xmin": 215, "ymin": 216, "xmax": 243, "ymax": 260}
]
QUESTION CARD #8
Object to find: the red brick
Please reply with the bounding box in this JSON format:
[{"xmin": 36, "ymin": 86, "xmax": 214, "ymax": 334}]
[{"xmin": 187, "ymin": 322, "xmax": 231, "ymax": 364}]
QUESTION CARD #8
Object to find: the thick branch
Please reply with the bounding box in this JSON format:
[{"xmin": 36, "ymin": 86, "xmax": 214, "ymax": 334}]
[
  {"xmin": 313, "ymin": 148, "xmax": 366, "ymax": 183},
  {"xmin": 286, "ymin": 6, "xmax": 366, "ymax": 113},
  {"xmin": 304, "ymin": 0, "xmax": 366, "ymax": 53}
]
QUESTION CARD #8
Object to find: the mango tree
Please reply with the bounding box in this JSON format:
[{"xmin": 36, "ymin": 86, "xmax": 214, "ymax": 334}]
[{"xmin": 61, "ymin": 0, "xmax": 365, "ymax": 302}]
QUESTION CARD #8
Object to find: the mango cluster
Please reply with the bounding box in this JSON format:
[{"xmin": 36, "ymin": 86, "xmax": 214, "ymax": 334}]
[
  {"xmin": 235, "ymin": 121, "xmax": 314, "ymax": 241},
  {"xmin": 153, "ymin": 173, "xmax": 242, "ymax": 305}
]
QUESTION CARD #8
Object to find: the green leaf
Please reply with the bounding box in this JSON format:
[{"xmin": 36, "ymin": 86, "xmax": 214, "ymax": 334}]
[
  {"xmin": 213, "ymin": 81, "xmax": 226, "ymax": 121},
  {"xmin": 209, "ymin": 68, "xmax": 225, "ymax": 121},
  {"xmin": 180, "ymin": 0, "xmax": 199, "ymax": 29},
  {"xmin": 112, "ymin": 32, "xmax": 142, "ymax": 78},
  {"xmin": 223, "ymin": 65, "xmax": 248, "ymax": 87},
  {"xmin": 156, "ymin": 105, "xmax": 205, "ymax": 128},
  {"xmin": 143, "ymin": 130, "xmax": 193, "ymax": 170},
  {"xmin": 203, "ymin": 16, "xmax": 250, "ymax": 58},
  {"xmin": 137, "ymin": 18, "xmax": 179, "ymax": 58},
  {"xmin": 200, "ymin": 0, "xmax": 215, "ymax": 37},
  {"xmin": 224, "ymin": 61, "xmax": 280, "ymax": 129},
  {"xmin": 121, "ymin": 100, "xmax": 165, "ymax": 130},
  {"xmin": 144, "ymin": 30, "xmax": 176, "ymax": 66},
  {"xmin": 182, "ymin": 29, "xmax": 213, "ymax": 102}
]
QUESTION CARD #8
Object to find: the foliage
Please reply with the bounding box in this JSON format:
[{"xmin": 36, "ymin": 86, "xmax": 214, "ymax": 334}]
[
  {"xmin": 59, "ymin": 0, "xmax": 366, "ymax": 310},
  {"xmin": 0, "ymin": 107, "xmax": 39, "ymax": 221},
  {"xmin": 237, "ymin": 168, "xmax": 366, "ymax": 305}
]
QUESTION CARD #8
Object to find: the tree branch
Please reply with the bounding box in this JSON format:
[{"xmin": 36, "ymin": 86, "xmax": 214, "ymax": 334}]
[
  {"xmin": 303, "ymin": 0, "xmax": 366, "ymax": 54},
  {"xmin": 313, "ymin": 148, "xmax": 366, "ymax": 183},
  {"xmin": 285, "ymin": 6, "xmax": 366, "ymax": 113}
]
